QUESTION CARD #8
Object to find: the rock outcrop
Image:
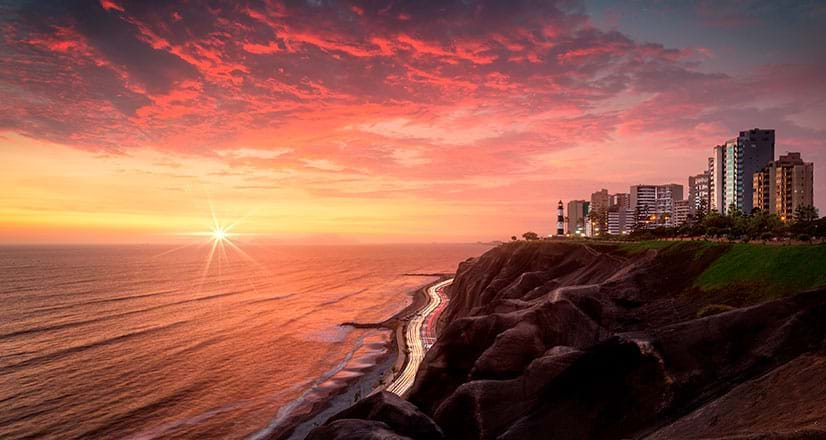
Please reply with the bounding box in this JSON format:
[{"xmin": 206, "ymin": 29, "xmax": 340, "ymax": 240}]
[
  {"xmin": 307, "ymin": 391, "xmax": 443, "ymax": 440},
  {"xmin": 309, "ymin": 241, "xmax": 826, "ymax": 439}
]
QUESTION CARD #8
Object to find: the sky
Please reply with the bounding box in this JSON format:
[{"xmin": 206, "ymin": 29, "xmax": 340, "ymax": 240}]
[{"xmin": 0, "ymin": 0, "xmax": 824, "ymax": 244}]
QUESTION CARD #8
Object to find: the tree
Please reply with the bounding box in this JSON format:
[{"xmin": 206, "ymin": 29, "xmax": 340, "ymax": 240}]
[
  {"xmin": 813, "ymin": 217, "xmax": 826, "ymax": 238},
  {"xmin": 790, "ymin": 205, "xmax": 821, "ymax": 238},
  {"xmin": 511, "ymin": 235, "xmax": 517, "ymax": 241},
  {"xmin": 522, "ymin": 231, "xmax": 539, "ymax": 241},
  {"xmin": 746, "ymin": 209, "xmax": 785, "ymax": 239},
  {"xmin": 695, "ymin": 198, "xmax": 708, "ymax": 223},
  {"xmin": 794, "ymin": 205, "xmax": 820, "ymax": 223},
  {"xmin": 588, "ymin": 208, "xmax": 608, "ymax": 237},
  {"xmin": 701, "ymin": 210, "xmax": 733, "ymax": 237}
]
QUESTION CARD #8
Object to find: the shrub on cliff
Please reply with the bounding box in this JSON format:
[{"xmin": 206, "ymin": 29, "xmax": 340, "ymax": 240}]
[{"xmin": 522, "ymin": 232, "xmax": 539, "ymax": 241}]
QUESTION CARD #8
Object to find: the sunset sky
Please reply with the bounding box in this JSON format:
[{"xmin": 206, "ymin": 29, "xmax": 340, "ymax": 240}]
[{"xmin": 1, "ymin": 0, "xmax": 824, "ymax": 244}]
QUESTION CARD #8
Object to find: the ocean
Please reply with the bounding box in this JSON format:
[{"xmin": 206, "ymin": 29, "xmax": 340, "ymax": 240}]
[{"xmin": 0, "ymin": 243, "xmax": 489, "ymax": 439}]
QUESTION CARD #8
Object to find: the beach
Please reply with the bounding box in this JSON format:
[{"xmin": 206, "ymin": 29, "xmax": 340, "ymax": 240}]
[{"xmin": 273, "ymin": 275, "xmax": 453, "ymax": 440}]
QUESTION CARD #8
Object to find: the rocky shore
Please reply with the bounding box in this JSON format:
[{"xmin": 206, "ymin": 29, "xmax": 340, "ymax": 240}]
[{"xmin": 307, "ymin": 241, "xmax": 826, "ymax": 439}]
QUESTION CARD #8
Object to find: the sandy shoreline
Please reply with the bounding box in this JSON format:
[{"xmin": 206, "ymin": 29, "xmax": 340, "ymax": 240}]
[{"xmin": 268, "ymin": 275, "xmax": 450, "ymax": 440}]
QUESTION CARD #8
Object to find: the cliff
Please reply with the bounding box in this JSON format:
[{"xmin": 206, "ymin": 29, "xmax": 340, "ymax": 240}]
[{"xmin": 308, "ymin": 241, "xmax": 826, "ymax": 439}]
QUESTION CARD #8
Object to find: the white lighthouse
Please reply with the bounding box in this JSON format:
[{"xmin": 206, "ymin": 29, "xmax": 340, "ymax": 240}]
[{"xmin": 556, "ymin": 200, "xmax": 564, "ymax": 236}]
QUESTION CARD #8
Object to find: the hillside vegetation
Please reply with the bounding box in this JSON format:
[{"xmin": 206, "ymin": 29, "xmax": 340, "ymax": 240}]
[
  {"xmin": 694, "ymin": 243, "xmax": 826, "ymax": 298},
  {"xmin": 615, "ymin": 240, "xmax": 826, "ymax": 300}
]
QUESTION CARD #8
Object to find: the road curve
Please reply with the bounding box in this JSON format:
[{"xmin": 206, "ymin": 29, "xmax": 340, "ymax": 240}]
[{"xmin": 386, "ymin": 278, "xmax": 453, "ymax": 396}]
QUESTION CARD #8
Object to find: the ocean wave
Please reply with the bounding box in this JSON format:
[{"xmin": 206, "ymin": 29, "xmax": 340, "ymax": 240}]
[
  {"xmin": 302, "ymin": 325, "xmax": 353, "ymax": 343},
  {"xmin": 248, "ymin": 330, "xmax": 383, "ymax": 440},
  {"xmin": 70, "ymin": 377, "xmax": 214, "ymax": 439},
  {"xmin": 316, "ymin": 288, "xmax": 369, "ymax": 307},
  {"xmin": 23, "ymin": 288, "xmax": 181, "ymax": 315},
  {"xmin": 0, "ymin": 287, "xmax": 252, "ymax": 341},
  {"xmin": 245, "ymin": 293, "xmax": 297, "ymax": 305},
  {"xmin": 0, "ymin": 320, "xmax": 189, "ymax": 374}
]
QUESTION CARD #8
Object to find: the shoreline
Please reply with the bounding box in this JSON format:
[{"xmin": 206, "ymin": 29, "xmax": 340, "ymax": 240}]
[
  {"xmin": 269, "ymin": 275, "xmax": 449, "ymax": 440},
  {"xmin": 384, "ymin": 277, "xmax": 453, "ymax": 396}
]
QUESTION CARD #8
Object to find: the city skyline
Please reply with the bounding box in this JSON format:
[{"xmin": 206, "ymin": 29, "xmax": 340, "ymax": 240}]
[
  {"xmin": 1, "ymin": 0, "xmax": 825, "ymax": 244},
  {"xmin": 555, "ymin": 128, "xmax": 815, "ymax": 237}
]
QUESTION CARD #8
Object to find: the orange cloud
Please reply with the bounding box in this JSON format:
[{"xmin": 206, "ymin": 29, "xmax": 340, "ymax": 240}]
[{"xmin": 1, "ymin": 0, "xmax": 824, "ymax": 242}]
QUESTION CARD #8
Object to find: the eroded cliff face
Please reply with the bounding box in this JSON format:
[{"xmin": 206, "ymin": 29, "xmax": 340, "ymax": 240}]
[{"xmin": 308, "ymin": 242, "xmax": 826, "ymax": 440}]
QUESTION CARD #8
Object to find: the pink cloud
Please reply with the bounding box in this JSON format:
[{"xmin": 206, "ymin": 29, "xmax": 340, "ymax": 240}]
[{"xmin": 99, "ymin": 0, "xmax": 125, "ymax": 13}]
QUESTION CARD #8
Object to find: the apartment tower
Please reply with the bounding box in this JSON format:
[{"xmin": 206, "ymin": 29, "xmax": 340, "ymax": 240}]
[
  {"xmin": 590, "ymin": 188, "xmax": 610, "ymax": 236},
  {"xmin": 630, "ymin": 184, "xmax": 684, "ymax": 228},
  {"xmin": 607, "ymin": 192, "xmax": 634, "ymax": 235},
  {"xmin": 689, "ymin": 171, "xmax": 711, "ymax": 215},
  {"xmin": 753, "ymin": 152, "xmax": 814, "ymax": 221},
  {"xmin": 566, "ymin": 200, "xmax": 589, "ymax": 236},
  {"xmin": 709, "ymin": 128, "xmax": 775, "ymax": 214}
]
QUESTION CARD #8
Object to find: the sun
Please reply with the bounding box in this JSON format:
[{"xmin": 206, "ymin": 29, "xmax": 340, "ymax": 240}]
[
  {"xmin": 155, "ymin": 201, "xmax": 265, "ymax": 294},
  {"xmin": 212, "ymin": 227, "xmax": 228, "ymax": 242}
]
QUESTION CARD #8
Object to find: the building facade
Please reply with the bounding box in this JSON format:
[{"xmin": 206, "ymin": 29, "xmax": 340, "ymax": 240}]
[
  {"xmin": 605, "ymin": 192, "xmax": 633, "ymax": 235},
  {"xmin": 753, "ymin": 152, "xmax": 814, "ymax": 222},
  {"xmin": 630, "ymin": 184, "xmax": 684, "ymax": 228},
  {"xmin": 589, "ymin": 188, "xmax": 610, "ymax": 236},
  {"xmin": 607, "ymin": 205, "xmax": 635, "ymax": 235},
  {"xmin": 709, "ymin": 128, "xmax": 775, "ymax": 214},
  {"xmin": 566, "ymin": 200, "xmax": 590, "ymax": 236},
  {"xmin": 708, "ymin": 155, "xmax": 719, "ymax": 213},
  {"xmin": 689, "ymin": 171, "xmax": 711, "ymax": 216},
  {"xmin": 674, "ymin": 199, "xmax": 692, "ymax": 226},
  {"xmin": 738, "ymin": 128, "xmax": 776, "ymax": 214},
  {"xmin": 611, "ymin": 193, "xmax": 631, "ymax": 210}
]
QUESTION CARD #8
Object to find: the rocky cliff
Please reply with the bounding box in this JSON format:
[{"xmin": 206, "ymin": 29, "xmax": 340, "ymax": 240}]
[{"xmin": 308, "ymin": 241, "xmax": 826, "ymax": 439}]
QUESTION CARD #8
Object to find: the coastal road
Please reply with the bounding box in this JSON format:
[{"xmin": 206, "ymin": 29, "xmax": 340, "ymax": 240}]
[{"xmin": 386, "ymin": 278, "xmax": 453, "ymax": 397}]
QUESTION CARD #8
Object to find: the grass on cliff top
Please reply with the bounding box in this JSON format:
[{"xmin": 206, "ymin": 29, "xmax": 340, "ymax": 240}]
[
  {"xmin": 694, "ymin": 243, "xmax": 826, "ymax": 298},
  {"xmin": 617, "ymin": 240, "xmax": 704, "ymax": 254},
  {"xmin": 506, "ymin": 240, "xmax": 826, "ymax": 298},
  {"xmin": 612, "ymin": 240, "xmax": 826, "ymax": 299}
]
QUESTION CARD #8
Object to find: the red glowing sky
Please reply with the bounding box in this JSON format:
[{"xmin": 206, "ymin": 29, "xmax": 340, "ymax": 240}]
[{"xmin": 0, "ymin": 0, "xmax": 824, "ymax": 243}]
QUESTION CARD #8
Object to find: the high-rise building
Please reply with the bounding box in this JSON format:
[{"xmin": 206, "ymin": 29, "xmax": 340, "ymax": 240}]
[
  {"xmin": 674, "ymin": 199, "xmax": 692, "ymax": 226},
  {"xmin": 589, "ymin": 189, "xmax": 610, "ymax": 236},
  {"xmin": 709, "ymin": 129, "xmax": 775, "ymax": 214},
  {"xmin": 607, "ymin": 205, "xmax": 635, "ymax": 235},
  {"xmin": 590, "ymin": 189, "xmax": 610, "ymax": 213},
  {"xmin": 738, "ymin": 128, "xmax": 776, "ymax": 214},
  {"xmin": 611, "ymin": 193, "xmax": 631, "ymax": 210},
  {"xmin": 689, "ymin": 171, "xmax": 711, "ymax": 216},
  {"xmin": 556, "ymin": 200, "xmax": 565, "ymax": 236},
  {"xmin": 605, "ymin": 192, "xmax": 633, "ymax": 235},
  {"xmin": 567, "ymin": 200, "xmax": 589, "ymax": 236},
  {"xmin": 709, "ymin": 139, "xmax": 736, "ymax": 214},
  {"xmin": 753, "ymin": 152, "xmax": 814, "ymax": 222},
  {"xmin": 630, "ymin": 184, "xmax": 684, "ymax": 228},
  {"xmin": 708, "ymin": 155, "xmax": 718, "ymax": 212}
]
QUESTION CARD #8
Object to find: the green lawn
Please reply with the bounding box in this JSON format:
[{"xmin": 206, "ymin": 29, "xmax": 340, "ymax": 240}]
[
  {"xmin": 616, "ymin": 240, "xmax": 717, "ymax": 254},
  {"xmin": 694, "ymin": 243, "xmax": 826, "ymax": 298}
]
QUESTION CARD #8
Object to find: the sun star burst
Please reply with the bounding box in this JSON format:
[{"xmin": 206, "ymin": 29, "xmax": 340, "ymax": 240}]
[{"xmin": 211, "ymin": 227, "xmax": 228, "ymax": 242}]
